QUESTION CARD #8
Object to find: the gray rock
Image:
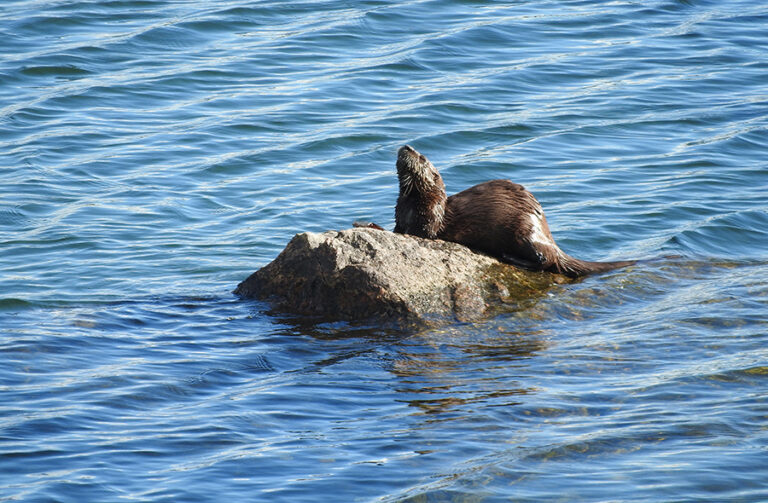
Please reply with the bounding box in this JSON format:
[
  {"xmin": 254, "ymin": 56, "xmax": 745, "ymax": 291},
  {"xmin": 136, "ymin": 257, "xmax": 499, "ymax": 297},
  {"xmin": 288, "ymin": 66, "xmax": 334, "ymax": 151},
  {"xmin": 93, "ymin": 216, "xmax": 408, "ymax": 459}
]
[{"xmin": 234, "ymin": 228, "xmax": 565, "ymax": 326}]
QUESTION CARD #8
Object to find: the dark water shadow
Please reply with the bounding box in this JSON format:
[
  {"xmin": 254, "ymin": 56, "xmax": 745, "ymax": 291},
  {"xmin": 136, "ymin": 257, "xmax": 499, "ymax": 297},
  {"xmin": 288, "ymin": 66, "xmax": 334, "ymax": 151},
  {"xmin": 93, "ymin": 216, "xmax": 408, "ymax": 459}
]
[{"xmin": 384, "ymin": 323, "xmax": 551, "ymax": 416}]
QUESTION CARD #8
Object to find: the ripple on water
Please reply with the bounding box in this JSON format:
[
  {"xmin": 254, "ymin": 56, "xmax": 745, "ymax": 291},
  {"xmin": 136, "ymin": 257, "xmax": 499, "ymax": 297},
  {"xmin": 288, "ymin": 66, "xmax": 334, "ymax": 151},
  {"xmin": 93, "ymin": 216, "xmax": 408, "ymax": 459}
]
[{"xmin": 2, "ymin": 0, "xmax": 768, "ymax": 501}]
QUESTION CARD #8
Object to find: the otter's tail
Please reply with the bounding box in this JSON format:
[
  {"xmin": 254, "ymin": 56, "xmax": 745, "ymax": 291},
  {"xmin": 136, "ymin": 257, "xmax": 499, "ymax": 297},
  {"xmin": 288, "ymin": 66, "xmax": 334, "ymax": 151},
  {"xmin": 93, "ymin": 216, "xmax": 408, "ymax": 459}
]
[{"xmin": 550, "ymin": 253, "xmax": 636, "ymax": 278}]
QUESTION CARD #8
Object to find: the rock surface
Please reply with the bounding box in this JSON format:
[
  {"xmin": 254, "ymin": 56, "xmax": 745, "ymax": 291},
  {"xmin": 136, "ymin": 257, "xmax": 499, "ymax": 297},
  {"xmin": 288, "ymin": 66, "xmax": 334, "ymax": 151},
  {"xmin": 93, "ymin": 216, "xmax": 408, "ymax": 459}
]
[{"xmin": 234, "ymin": 228, "xmax": 565, "ymax": 326}]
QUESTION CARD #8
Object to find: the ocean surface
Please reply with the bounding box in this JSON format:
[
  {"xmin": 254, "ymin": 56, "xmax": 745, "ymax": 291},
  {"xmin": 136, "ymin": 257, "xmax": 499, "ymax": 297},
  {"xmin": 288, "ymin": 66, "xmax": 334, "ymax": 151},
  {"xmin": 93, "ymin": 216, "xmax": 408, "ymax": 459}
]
[{"xmin": 2, "ymin": 0, "xmax": 767, "ymax": 501}]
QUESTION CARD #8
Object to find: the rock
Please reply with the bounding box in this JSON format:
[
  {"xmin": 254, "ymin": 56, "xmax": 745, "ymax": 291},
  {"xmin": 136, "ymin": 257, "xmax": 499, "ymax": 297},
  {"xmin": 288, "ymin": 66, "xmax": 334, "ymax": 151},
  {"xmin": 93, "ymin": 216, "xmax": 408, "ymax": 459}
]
[{"xmin": 234, "ymin": 228, "xmax": 565, "ymax": 326}]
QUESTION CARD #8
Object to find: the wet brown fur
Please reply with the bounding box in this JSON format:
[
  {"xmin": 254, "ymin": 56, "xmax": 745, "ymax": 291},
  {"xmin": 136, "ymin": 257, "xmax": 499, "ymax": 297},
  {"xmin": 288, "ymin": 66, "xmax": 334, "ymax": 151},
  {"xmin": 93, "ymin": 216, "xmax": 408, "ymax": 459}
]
[
  {"xmin": 394, "ymin": 145, "xmax": 446, "ymax": 239},
  {"xmin": 394, "ymin": 145, "xmax": 635, "ymax": 278}
]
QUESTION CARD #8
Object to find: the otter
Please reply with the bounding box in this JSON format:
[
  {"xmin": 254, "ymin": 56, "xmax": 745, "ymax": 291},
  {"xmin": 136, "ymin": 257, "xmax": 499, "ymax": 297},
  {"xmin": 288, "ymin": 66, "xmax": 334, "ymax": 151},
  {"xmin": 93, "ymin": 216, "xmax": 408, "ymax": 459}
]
[{"xmin": 394, "ymin": 145, "xmax": 635, "ymax": 277}]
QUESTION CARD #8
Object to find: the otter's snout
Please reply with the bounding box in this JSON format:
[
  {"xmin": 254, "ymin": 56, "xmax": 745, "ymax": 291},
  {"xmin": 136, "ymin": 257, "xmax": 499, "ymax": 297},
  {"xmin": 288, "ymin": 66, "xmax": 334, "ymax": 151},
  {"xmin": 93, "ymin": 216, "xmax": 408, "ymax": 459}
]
[{"xmin": 397, "ymin": 144, "xmax": 417, "ymax": 159}]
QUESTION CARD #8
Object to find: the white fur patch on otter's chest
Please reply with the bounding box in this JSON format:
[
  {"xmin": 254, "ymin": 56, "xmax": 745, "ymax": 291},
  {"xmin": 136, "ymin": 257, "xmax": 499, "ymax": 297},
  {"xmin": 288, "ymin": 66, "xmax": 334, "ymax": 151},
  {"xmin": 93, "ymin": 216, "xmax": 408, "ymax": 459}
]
[{"xmin": 431, "ymin": 201, "xmax": 444, "ymax": 223}]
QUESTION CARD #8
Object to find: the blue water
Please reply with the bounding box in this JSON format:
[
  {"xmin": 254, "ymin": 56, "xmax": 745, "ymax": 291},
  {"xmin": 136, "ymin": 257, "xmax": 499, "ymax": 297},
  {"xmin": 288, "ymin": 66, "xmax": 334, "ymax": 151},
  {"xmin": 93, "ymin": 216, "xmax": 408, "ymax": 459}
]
[{"xmin": 2, "ymin": 1, "xmax": 767, "ymax": 501}]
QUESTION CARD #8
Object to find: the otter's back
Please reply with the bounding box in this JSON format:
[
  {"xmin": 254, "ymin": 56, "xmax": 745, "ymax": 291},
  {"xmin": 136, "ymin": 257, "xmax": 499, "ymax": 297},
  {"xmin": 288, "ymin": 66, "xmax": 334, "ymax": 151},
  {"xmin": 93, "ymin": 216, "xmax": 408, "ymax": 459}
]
[{"xmin": 440, "ymin": 179, "xmax": 556, "ymax": 266}]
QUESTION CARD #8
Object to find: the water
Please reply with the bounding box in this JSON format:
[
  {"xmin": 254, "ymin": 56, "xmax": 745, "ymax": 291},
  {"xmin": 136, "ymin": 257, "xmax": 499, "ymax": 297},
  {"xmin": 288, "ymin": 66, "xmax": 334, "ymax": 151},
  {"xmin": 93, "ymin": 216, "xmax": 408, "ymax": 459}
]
[{"xmin": 2, "ymin": 0, "xmax": 767, "ymax": 501}]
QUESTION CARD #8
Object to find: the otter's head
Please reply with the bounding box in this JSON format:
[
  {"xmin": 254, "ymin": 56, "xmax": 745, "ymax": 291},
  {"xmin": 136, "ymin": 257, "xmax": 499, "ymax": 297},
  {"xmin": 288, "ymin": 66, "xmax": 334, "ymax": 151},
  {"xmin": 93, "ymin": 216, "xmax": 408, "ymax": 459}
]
[
  {"xmin": 394, "ymin": 145, "xmax": 447, "ymax": 239},
  {"xmin": 396, "ymin": 145, "xmax": 444, "ymax": 196}
]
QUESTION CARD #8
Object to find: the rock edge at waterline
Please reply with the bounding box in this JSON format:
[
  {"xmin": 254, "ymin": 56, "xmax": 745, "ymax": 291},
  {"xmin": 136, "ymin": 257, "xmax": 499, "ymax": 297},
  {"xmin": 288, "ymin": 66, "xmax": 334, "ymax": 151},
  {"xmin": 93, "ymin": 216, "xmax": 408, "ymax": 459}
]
[{"xmin": 234, "ymin": 227, "xmax": 567, "ymax": 326}]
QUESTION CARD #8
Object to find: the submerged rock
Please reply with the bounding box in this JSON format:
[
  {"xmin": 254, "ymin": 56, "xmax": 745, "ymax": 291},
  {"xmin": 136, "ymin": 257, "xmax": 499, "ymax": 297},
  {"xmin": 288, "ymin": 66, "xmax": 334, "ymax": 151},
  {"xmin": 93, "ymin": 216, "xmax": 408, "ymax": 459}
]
[{"xmin": 234, "ymin": 228, "xmax": 565, "ymax": 326}]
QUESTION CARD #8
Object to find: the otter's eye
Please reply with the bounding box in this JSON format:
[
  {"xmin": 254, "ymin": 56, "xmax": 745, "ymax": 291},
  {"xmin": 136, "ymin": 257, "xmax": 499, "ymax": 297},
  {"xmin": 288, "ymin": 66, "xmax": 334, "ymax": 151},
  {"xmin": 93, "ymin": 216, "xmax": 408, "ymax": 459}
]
[{"xmin": 419, "ymin": 155, "xmax": 426, "ymax": 161}]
